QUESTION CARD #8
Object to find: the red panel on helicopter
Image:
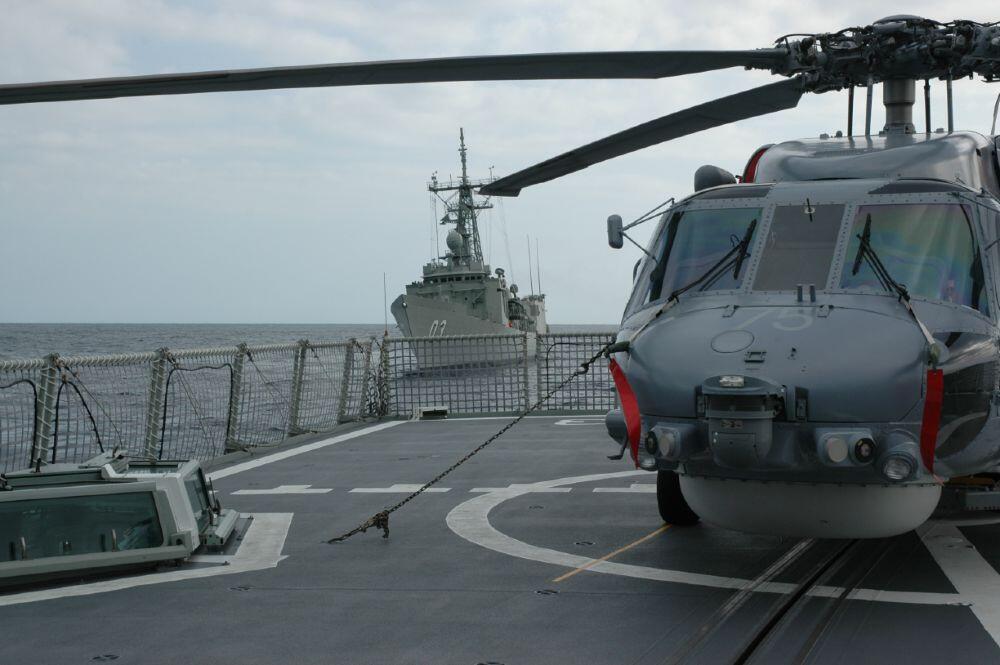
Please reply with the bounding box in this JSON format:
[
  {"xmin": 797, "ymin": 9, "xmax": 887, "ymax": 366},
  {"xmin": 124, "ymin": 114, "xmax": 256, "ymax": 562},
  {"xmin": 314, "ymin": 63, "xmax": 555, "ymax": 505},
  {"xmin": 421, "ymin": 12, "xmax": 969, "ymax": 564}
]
[
  {"xmin": 609, "ymin": 358, "xmax": 641, "ymax": 467},
  {"xmin": 920, "ymin": 369, "xmax": 944, "ymax": 474}
]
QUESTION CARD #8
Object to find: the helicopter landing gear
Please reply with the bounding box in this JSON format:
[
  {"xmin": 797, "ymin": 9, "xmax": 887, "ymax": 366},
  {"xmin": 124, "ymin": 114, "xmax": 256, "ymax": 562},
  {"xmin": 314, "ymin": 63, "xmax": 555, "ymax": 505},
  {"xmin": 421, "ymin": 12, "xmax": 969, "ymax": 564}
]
[{"xmin": 656, "ymin": 470, "xmax": 700, "ymax": 526}]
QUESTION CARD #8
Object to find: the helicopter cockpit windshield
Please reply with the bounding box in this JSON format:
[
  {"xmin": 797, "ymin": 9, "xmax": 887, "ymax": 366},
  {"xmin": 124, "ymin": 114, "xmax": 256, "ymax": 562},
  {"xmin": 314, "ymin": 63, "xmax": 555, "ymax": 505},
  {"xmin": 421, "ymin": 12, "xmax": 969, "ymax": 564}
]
[
  {"xmin": 752, "ymin": 204, "xmax": 844, "ymax": 291},
  {"xmin": 634, "ymin": 207, "xmax": 761, "ymax": 308},
  {"xmin": 840, "ymin": 203, "xmax": 988, "ymax": 314}
]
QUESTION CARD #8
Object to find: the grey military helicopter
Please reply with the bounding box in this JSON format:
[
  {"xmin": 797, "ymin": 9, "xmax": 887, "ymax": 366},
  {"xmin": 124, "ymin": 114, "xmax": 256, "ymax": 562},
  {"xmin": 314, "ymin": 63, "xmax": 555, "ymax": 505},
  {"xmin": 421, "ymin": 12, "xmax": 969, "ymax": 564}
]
[{"xmin": 3, "ymin": 15, "xmax": 1000, "ymax": 539}]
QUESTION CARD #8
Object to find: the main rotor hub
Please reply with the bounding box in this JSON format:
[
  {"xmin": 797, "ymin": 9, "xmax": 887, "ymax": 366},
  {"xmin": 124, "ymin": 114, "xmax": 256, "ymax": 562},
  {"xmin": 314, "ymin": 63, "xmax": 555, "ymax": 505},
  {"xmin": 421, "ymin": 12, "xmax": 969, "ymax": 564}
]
[{"xmin": 767, "ymin": 17, "xmax": 1000, "ymax": 92}]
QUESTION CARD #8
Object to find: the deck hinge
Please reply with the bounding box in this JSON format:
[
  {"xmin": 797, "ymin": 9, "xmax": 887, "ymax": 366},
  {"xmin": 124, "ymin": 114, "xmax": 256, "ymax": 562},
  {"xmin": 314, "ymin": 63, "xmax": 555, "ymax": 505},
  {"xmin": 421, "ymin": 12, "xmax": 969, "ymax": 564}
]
[
  {"xmin": 817, "ymin": 304, "xmax": 831, "ymax": 318},
  {"xmin": 722, "ymin": 304, "xmax": 737, "ymax": 318}
]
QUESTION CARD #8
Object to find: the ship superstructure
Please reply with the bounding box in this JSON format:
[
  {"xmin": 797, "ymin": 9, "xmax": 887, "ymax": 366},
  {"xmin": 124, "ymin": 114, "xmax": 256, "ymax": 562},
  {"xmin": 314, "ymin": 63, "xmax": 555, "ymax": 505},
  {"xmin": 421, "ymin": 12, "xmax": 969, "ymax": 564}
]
[{"xmin": 391, "ymin": 130, "xmax": 547, "ymax": 345}]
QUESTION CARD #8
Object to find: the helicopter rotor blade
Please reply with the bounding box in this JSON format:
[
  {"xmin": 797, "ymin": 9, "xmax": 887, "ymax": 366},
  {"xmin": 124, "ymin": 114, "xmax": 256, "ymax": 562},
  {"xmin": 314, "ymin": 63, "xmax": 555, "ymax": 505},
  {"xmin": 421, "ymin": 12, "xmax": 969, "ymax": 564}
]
[
  {"xmin": 0, "ymin": 50, "xmax": 789, "ymax": 106},
  {"xmin": 480, "ymin": 77, "xmax": 806, "ymax": 196}
]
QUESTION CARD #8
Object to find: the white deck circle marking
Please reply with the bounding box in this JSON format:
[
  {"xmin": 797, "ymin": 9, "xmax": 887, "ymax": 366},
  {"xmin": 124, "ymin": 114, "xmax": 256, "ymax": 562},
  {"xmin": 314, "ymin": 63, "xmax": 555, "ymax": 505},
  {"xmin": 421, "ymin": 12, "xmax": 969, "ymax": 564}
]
[{"xmin": 445, "ymin": 469, "xmax": 1000, "ymax": 625}]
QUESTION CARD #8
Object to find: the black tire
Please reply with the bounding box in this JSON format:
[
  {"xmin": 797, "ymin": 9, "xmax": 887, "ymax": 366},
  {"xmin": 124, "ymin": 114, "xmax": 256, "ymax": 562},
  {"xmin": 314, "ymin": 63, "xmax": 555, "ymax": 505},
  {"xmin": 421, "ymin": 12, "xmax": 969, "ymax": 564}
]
[{"xmin": 656, "ymin": 470, "xmax": 700, "ymax": 526}]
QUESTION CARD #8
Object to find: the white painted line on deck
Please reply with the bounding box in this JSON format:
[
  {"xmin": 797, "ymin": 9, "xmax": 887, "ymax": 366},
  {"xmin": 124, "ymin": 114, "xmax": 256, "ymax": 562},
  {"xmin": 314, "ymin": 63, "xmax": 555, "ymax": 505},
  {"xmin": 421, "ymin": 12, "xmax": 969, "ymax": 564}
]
[
  {"xmin": 0, "ymin": 513, "xmax": 293, "ymax": 607},
  {"xmin": 232, "ymin": 485, "xmax": 332, "ymax": 495},
  {"xmin": 470, "ymin": 486, "xmax": 572, "ymax": 493},
  {"xmin": 421, "ymin": 415, "xmax": 591, "ymax": 422},
  {"xmin": 922, "ymin": 521, "xmax": 1000, "ymax": 648},
  {"xmin": 593, "ymin": 483, "xmax": 656, "ymax": 493},
  {"xmin": 208, "ymin": 421, "xmax": 404, "ymax": 481},
  {"xmin": 350, "ymin": 484, "xmax": 451, "ymax": 493}
]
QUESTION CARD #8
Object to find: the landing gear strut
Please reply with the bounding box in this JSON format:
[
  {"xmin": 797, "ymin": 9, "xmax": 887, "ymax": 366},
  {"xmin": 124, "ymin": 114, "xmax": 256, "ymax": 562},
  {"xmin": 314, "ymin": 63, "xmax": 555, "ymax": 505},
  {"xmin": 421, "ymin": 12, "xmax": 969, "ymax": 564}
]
[{"xmin": 656, "ymin": 470, "xmax": 700, "ymax": 526}]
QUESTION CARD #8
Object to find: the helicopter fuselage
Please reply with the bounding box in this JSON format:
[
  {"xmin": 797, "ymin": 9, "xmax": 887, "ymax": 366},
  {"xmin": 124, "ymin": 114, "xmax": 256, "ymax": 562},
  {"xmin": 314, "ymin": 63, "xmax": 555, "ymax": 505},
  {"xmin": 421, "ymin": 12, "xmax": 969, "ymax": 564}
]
[{"xmin": 607, "ymin": 130, "xmax": 1000, "ymax": 538}]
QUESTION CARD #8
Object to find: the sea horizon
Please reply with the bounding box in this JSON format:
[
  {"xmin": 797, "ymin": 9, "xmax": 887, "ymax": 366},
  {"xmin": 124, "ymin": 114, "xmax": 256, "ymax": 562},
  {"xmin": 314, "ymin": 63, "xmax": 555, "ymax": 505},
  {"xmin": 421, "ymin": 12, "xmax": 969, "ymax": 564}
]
[{"xmin": 0, "ymin": 322, "xmax": 618, "ymax": 360}]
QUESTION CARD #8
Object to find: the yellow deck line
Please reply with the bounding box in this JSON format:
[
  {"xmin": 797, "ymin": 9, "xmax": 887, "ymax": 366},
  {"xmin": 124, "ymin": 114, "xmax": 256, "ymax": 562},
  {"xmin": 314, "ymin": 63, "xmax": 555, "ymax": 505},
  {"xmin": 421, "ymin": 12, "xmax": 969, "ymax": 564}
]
[{"xmin": 552, "ymin": 524, "xmax": 671, "ymax": 583}]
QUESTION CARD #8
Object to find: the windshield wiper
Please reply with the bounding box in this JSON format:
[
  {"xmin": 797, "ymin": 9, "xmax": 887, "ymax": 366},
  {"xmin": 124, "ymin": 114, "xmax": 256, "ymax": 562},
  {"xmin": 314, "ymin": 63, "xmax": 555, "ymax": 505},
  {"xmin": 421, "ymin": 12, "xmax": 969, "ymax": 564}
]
[
  {"xmin": 851, "ymin": 213, "xmax": 872, "ymax": 277},
  {"xmin": 851, "ymin": 218, "xmax": 941, "ymax": 363},
  {"xmin": 668, "ymin": 218, "xmax": 757, "ymax": 302},
  {"xmin": 625, "ymin": 218, "xmax": 757, "ymax": 349},
  {"xmin": 731, "ymin": 218, "xmax": 758, "ymax": 281}
]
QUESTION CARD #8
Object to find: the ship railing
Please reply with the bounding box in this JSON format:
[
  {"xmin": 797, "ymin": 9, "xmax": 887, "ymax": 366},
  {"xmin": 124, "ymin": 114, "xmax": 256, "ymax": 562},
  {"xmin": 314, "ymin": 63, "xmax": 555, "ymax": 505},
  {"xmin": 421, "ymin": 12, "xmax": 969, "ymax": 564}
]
[
  {"xmin": 534, "ymin": 332, "xmax": 617, "ymax": 414},
  {"xmin": 382, "ymin": 334, "xmax": 530, "ymax": 418},
  {"xmin": 0, "ymin": 332, "xmax": 616, "ymax": 473}
]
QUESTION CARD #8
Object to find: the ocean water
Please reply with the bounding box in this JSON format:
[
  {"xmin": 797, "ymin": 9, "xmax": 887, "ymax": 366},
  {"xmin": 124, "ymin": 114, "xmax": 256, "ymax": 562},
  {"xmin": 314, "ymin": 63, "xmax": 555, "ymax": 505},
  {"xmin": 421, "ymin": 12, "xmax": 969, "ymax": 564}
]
[{"xmin": 0, "ymin": 323, "xmax": 616, "ymax": 360}]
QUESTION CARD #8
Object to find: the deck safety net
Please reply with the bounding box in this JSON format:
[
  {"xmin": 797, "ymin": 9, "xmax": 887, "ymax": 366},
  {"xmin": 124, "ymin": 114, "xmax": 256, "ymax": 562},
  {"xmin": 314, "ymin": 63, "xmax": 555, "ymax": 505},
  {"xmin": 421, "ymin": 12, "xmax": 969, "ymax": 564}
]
[{"xmin": 0, "ymin": 332, "xmax": 615, "ymax": 473}]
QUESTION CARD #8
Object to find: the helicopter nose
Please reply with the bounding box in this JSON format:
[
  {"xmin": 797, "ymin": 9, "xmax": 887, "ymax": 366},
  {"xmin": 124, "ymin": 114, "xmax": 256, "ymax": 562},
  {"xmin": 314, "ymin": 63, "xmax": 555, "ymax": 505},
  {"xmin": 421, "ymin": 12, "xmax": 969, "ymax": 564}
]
[{"xmin": 626, "ymin": 303, "xmax": 927, "ymax": 427}]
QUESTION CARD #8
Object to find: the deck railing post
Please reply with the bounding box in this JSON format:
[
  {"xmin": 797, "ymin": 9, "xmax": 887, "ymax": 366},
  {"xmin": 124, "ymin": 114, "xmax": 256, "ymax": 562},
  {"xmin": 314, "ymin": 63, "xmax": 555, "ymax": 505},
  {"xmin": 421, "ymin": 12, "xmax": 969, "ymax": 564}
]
[
  {"xmin": 31, "ymin": 353, "xmax": 60, "ymax": 467},
  {"xmin": 358, "ymin": 339, "xmax": 373, "ymax": 419},
  {"xmin": 224, "ymin": 344, "xmax": 248, "ymax": 453},
  {"xmin": 522, "ymin": 333, "xmax": 530, "ymax": 411},
  {"xmin": 379, "ymin": 335, "xmax": 391, "ymax": 418},
  {"xmin": 143, "ymin": 348, "xmax": 169, "ymax": 460},
  {"xmin": 287, "ymin": 340, "xmax": 308, "ymax": 436},
  {"xmin": 337, "ymin": 339, "xmax": 356, "ymax": 423},
  {"xmin": 536, "ymin": 334, "xmax": 546, "ymax": 411}
]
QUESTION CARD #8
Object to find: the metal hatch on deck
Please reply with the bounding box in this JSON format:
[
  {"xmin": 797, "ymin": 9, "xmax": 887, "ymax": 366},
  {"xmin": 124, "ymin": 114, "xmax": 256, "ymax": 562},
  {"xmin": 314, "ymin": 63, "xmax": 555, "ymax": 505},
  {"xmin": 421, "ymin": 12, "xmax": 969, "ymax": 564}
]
[{"xmin": 0, "ymin": 452, "xmax": 238, "ymax": 587}]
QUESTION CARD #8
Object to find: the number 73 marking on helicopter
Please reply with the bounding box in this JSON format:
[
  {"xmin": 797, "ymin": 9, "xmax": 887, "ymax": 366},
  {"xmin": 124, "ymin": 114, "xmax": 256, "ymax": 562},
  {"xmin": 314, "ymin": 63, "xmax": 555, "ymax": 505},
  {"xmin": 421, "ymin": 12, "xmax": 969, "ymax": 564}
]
[{"xmin": 735, "ymin": 308, "xmax": 814, "ymax": 331}]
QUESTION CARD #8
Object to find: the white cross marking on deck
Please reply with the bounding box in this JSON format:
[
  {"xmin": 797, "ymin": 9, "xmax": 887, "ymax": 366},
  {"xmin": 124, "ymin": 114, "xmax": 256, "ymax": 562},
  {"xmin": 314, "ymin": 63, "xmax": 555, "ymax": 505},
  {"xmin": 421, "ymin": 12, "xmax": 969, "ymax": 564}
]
[
  {"xmin": 592, "ymin": 483, "xmax": 656, "ymax": 493},
  {"xmin": 921, "ymin": 521, "xmax": 1000, "ymax": 649},
  {"xmin": 232, "ymin": 485, "xmax": 331, "ymax": 495},
  {"xmin": 554, "ymin": 418, "xmax": 605, "ymax": 426},
  {"xmin": 350, "ymin": 484, "xmax": 451, "ymax": 493},
  {"xmin": 470, "ymin": 485, "xmax": 572, "ymax": 493}
]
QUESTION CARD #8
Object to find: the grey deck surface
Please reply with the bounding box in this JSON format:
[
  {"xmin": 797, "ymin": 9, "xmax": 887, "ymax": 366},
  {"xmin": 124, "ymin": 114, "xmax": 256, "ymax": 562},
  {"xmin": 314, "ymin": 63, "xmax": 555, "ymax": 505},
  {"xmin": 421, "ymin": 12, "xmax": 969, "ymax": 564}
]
[{"xmin": 3, "ymin": 416, "xmax": 1000, "ymax": 664}]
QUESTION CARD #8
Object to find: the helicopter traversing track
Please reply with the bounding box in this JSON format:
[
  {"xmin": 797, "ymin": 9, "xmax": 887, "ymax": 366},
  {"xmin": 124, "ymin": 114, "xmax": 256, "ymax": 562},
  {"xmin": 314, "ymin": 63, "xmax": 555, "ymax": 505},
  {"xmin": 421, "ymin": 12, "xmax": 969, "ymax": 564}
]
[{"xmin": 3, "ymin": 15, "xmax": 1000, "ymax": 538}]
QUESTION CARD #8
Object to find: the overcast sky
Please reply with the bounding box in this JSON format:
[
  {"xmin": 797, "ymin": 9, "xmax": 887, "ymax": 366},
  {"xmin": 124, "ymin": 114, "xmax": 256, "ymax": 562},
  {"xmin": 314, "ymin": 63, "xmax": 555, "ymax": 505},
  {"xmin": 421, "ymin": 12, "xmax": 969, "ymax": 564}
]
[{"xmin": 2, "ymin": 1, "xmax": 998, "ymax": 324}]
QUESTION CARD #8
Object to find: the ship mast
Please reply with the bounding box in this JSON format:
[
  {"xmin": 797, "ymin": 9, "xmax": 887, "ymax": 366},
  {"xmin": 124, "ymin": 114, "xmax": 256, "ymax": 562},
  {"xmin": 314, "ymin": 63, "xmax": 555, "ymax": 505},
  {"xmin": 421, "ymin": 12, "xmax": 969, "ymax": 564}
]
[{"xmin": 428, "ymin": 128, "xmax": 493, "ymax": 270}]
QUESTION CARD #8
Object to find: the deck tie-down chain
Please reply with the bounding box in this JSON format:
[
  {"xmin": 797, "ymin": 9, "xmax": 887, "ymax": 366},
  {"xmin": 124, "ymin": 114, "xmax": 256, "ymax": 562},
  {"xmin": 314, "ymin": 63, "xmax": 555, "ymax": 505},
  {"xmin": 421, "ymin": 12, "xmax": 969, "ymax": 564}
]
[{"xmin": 326, "ymin": 339, "xmax": 615, "ymax": 543}]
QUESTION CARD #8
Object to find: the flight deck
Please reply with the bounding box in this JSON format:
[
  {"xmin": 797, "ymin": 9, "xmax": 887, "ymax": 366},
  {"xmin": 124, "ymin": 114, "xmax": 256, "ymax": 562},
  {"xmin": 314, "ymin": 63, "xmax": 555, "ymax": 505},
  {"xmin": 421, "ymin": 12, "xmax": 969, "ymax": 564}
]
[{"xmin": 3, "ymin": 416, "xmax": 1000, "ymax": 664}]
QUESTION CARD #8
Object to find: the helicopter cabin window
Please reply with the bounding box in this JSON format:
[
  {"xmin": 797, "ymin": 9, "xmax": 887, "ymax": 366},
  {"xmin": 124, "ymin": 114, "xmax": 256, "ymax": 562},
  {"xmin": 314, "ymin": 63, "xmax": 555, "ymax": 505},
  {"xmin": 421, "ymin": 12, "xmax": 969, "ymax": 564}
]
[
  {"xmin": 752, "ymin": 204, "xmax": 845, "ymax": 291},
  {"xmin": 644, "ymin": 207, "xmax": 761, "ymax": 304},
  {"xmin": 840, "ymin": 204, "xmax": 988, "ymax": 314}
]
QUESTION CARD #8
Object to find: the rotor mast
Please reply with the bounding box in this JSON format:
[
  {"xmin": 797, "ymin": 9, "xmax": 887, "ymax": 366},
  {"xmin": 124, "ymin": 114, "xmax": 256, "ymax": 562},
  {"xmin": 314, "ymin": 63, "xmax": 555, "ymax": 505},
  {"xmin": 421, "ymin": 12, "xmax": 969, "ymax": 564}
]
[{"xmin": 882, "ymin": 79, "xmax": 916, "ymax": 134}]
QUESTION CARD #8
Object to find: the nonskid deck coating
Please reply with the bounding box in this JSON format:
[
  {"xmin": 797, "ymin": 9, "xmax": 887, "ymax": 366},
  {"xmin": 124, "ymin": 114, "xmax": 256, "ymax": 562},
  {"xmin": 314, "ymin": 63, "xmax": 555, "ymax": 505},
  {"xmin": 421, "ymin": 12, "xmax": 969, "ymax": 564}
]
[{"xmin": 3, "ymin": 416, "xmax": 1000, "ymax": 664}]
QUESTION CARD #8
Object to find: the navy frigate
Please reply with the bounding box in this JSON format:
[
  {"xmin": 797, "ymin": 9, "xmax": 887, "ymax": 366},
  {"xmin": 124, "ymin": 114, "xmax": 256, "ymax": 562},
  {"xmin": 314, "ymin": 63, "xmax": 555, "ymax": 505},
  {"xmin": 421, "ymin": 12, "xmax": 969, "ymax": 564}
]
[{"xmin": 390, "ymin": 130, "xmax": 547, "ymax": 364}]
